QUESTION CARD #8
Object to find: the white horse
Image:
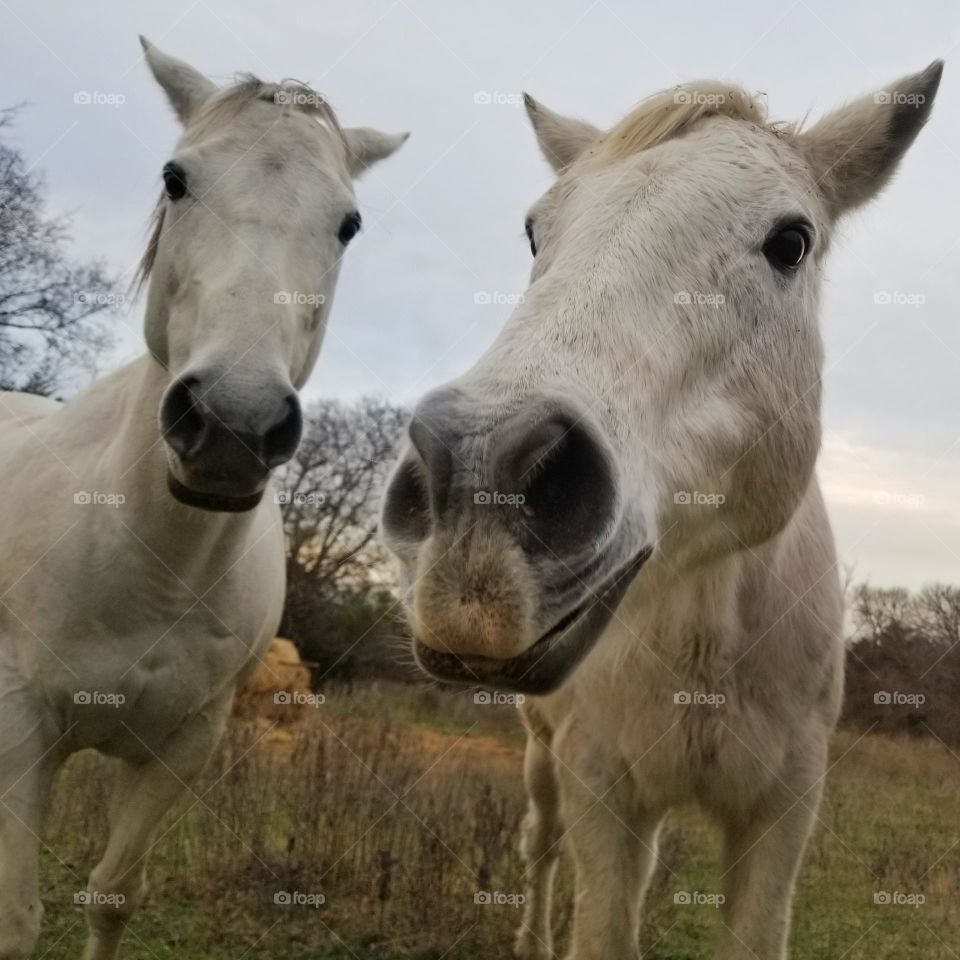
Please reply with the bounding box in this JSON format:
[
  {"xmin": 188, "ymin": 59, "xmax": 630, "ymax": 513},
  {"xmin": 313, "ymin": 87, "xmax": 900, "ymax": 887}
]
[
  {"xmin": 382, "ymin": 63, "xmax": 942, "ymax": 959},
  {"xmin": 0, "ymin": 38, "xmax": 405, "ymax": 960}
]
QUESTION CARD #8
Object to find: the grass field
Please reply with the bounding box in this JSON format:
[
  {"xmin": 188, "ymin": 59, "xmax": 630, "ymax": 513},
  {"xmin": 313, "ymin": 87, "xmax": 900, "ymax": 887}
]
[{"xmin": 35, "ymin": 683, "xmax": 960, "ymax": 959}]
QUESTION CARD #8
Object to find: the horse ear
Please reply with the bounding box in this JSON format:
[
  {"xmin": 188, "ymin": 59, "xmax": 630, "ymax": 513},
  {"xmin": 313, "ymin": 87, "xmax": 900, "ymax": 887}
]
[
  {"xmin": 523, "ymin": 94, "xmax": 601, "ymax": 173},
  {"xmin": 342, "ymin": 128, "xmax": 409, "ymax": 177},
  {"xmin": 797, "ymin": 60, "xmax": 943, "ymax": 220},
  {"xmin": 140, "ymin": 36, "xmax": 217, "ymax": 125}
]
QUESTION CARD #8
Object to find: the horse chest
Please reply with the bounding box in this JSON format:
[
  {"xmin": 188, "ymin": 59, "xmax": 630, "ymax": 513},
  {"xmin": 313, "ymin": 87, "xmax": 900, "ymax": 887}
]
[
  {"xmin": 554, "ymin": 676, "xmax": 783, "ymax": 814},
  {"xmin": 614, "ymin": 702, "xmax": 728, "ymax": 804},
  {"xmin": 37, "ymin": 598, "xmax": 276, "ymax": 758},
  {"xmin": 0, "ymin": 493, "xmax": 287, "ymax": 760},
  {"xmin": 622, "ymin": 698, "xmax": 786, "ymax": 814}
]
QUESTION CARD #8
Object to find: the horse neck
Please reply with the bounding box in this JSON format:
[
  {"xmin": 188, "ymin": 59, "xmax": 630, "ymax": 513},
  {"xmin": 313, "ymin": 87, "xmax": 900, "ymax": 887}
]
[
  {"xmin": 607, "ymin": 545, "xmax": 746, "ymax": 681},
  {"xmin": 88, "ymin": 353, "xmax": 264, "ymax": 583}
]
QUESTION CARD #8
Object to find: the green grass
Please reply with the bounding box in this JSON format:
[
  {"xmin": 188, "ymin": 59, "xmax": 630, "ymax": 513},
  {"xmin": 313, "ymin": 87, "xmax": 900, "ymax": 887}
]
[{"xmin": 33, "ymin": 684, "xmax": 960, "ymax": 959}]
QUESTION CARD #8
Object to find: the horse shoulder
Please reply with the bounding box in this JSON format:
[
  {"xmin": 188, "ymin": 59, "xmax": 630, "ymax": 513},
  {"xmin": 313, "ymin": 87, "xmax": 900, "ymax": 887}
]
[{"xmin": 0, "ymin": 391, "xmax": 61, "ymax": 428}]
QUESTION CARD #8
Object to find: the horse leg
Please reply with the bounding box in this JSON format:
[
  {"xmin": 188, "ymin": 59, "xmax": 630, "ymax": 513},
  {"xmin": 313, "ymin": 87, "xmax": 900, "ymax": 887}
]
[
  {"xmin": 514, "ymin": 722, "xmax": 563, "ymax": 960},
  {"xmin": 717, "ymin": 740, "xmax": 826, "ymax": 960},
  {"xmin": 80, "ymin": 694, "xmax": 232, "ymax": 960},
  {"xmin": 562, "ymin": 771, "xmax": 663, "ymax": 960},
  {"xmin": 0, "ymin": 702, "xmax": 56, "ymax": 960}
]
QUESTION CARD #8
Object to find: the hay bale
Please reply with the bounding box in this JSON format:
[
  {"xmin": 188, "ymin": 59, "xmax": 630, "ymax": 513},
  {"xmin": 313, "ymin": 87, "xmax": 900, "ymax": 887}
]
[{"xmin": 234, "ymin": 638, "xmax": 313, "ymax": 722}]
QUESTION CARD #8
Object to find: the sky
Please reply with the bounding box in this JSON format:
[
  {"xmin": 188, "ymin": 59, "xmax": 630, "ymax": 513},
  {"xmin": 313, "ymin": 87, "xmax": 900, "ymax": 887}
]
[{"xmin": 1, "ymin": 0, "xmax": 958, "ymax": 589}]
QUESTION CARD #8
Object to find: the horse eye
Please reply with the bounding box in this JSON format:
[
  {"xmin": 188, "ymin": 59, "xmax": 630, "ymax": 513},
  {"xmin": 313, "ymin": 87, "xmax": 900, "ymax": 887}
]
[
  {"xmin": 162, "ymin": 162, "xmax": 187, "ymax": 201},
  {"xmin": 763, "ymin": 225, "xmax": 809, "ymax": 272},
  {"xmin": 525, "ymin": 217, "xmax": 537, "ymax": 257},
  {"xmin": 338, "ymin": 211, "xmax": 362, "ymax": 245}
]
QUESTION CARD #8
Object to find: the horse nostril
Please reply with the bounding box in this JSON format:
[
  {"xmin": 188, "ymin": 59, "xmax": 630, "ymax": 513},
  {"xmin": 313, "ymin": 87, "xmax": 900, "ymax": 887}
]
[
  {"xmin": 160, "ymin": 376, "xmax": 206, "ymax": 458},
  {"xmin": 382, "ymin": 456, "xmax": 432, "ymax": 544},
  {"xmin": 382, "ymin": 399, "xmax": 455, "ymax": 536},
  {"xmin": 499, "ymin": 414, "xmax": 617, "ymax": 556},
  {"xmin": 262, "ymin": 393, "xmax": 302, "ymax": 467}
]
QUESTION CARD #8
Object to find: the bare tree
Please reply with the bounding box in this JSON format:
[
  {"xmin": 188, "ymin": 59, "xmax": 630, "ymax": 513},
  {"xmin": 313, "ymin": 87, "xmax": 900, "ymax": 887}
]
[
  {"xmin": 0, "ymin": 107, "xmax": 117, "ymax": 394},
  {"xmin": 277, "ymin": 397, "xmax": 408, "ymax": 591},
  {"xmin": 275, "ymin": 397, "xmax": 410, "ymax": 677},
  {"xmin": 850, "ymin": 584, "xmax": 916, "ymax": 644},
  {"xmin": 915, "ymin": 584, "xmax": 960, "ymax": 649}
]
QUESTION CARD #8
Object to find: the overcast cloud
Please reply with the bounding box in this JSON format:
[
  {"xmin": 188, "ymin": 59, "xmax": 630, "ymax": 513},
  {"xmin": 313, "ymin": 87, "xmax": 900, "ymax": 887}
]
[{"xmin": 2, "ymin": 0, "xmax": 958, "ymax": 588}]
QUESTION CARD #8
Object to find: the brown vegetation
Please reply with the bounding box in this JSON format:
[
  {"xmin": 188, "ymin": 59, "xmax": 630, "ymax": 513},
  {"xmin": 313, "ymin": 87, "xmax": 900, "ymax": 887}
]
[
  {"xmin": 42, "ymin": 683, "xmax": 960, "ymax": 958},
  {"xmin": 843, "ymin": 584, "xmax": 960, "ymax": 744}
]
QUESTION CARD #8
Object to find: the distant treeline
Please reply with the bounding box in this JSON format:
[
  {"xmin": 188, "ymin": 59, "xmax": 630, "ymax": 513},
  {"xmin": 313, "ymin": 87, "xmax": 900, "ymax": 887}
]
[{"xmin": 843, "ymin": 583, "xmax": 960, "ymax": 744}]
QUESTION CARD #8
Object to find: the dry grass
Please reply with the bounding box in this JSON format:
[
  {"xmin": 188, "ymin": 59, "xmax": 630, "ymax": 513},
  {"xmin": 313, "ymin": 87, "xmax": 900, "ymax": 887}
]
[{"xmin": 37, "ymin": 684, "xmax": 960, "ymax": 959}]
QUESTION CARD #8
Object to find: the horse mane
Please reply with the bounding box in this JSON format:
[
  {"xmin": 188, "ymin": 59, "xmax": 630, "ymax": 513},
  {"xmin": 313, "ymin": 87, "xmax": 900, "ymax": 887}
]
[
  {"xmin": 135, "ymin": 203, "xmax": 164, "ymax": 293},
  {"xmin": 595, "ymin": 81, "xmax": 790, "ymax": 163},
  {"xmin": 193, "ymin": 74, "xmax": 343, "ymax": 139},
  {"xmin": 134, "ymin": 74, "xmax": 342, "ymax": 292}
]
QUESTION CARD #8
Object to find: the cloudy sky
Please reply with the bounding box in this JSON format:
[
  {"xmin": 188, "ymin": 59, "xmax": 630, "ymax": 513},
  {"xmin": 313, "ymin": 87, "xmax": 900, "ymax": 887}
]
[{"xmin": 2, "ymin": 0, "xmax": 958, "ymax": 589}]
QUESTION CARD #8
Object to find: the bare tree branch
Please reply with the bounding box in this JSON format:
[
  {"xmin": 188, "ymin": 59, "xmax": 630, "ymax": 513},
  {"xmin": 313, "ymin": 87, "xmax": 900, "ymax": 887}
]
[{"xmin": 0, "ymin": 106, "xmax": 118, "ymax": 394}]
